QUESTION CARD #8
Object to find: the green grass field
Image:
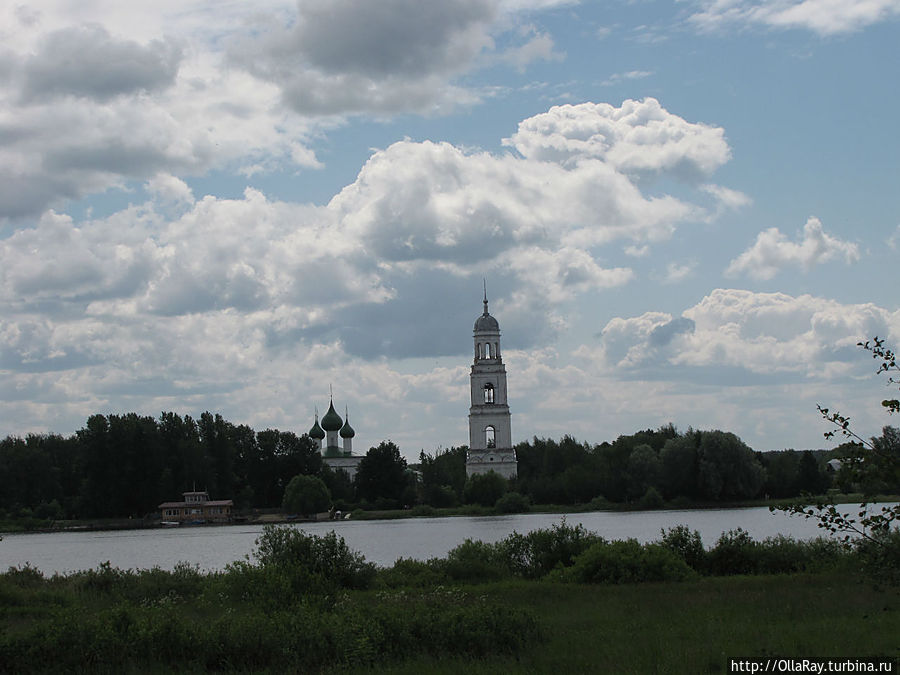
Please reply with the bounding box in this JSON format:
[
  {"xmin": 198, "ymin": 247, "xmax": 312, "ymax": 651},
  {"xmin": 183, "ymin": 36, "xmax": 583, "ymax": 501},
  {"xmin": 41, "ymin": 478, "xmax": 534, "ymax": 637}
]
[
  {"xmin": 2, "ymin": 523, "xmax": 898, "ymax": 673},
  {"xmin": 362, "ymin": 574, "xmax": 899, "ymax": 674}
]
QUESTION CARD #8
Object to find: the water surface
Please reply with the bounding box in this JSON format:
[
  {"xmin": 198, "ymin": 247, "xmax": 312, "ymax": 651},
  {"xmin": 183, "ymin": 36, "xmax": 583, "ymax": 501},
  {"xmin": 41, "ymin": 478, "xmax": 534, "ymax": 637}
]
[{"xmin": 0, "ymin": 505, "xmax": 875, "ymax": 575}]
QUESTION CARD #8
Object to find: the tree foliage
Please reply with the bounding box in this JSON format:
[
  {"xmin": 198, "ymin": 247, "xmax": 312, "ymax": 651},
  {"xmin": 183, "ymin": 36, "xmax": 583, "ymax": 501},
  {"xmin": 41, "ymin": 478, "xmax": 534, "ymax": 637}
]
[
  {"xmin": 464, "ymin": 471, "xmax": 507, "ymax": 507},
  {"xmin": 282, "ymin": 475, "xmax": 331, "ymax": 516},
  {"xmin": 781, "ymin": 337, "xmax": 900, "ymax": 550},
  {"xmin": 355, "ymin": 441, "xmax": 410, "ymax": 507}
]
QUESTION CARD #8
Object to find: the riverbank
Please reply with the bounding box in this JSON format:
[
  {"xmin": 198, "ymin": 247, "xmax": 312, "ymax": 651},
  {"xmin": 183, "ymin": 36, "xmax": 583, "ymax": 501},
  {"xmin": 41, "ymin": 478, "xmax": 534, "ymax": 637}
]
[
  {"xmin": 346, "ymin": 491, "xmax": 900, "ymax": 521},
  {"xmin": 2, "ymin": 492, "xmax": 897, "ymax": 534}
]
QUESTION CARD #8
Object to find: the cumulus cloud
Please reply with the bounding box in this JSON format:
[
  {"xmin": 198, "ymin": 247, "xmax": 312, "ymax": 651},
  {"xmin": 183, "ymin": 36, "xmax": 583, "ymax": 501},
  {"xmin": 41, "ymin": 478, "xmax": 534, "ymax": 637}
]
[
  {"xmin": 1, "ymin": 99, "xmax": 731, "ymax": 367},
  {"xmin": 593, "ymin": 288, "xmax": 899, "ymax": 379},
  {"xmin": 726, "ymin": 216, "xmax": 860, "ymax": 280},
  {"xmin": 0, "ymin": 53, "xmax": 320, "ymax": 219},
  {"xmin": 229, "ymin": 0, "xmax": 562, "ymax": 115},
  {"xmin": 20, "ymin": 24, "xmax": 181, "ymax": 102},
  {"xmin": 503, "ymin": 98, "xmax": 731, "ymax": 180},
  {"xmin": 689, "ymin": 0, "xmax": 900, "ymax": 36}
]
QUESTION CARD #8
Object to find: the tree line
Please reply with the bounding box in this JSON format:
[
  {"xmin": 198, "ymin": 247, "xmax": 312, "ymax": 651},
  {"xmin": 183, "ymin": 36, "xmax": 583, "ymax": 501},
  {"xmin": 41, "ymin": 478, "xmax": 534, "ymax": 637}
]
[
  {"xmin": 2, "ymin": 411, "xmax": 897, "ymax": 522},
  {"xmin": 420, "ymin": 425, "xmax": 899, "ymax": 510}
]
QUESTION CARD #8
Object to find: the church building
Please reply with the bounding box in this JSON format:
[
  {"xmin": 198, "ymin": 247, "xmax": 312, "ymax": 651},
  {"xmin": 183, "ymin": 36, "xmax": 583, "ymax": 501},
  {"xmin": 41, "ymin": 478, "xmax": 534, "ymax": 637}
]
[
  {"xmin": 466, "ymin": 291, "xmax": 517, "ymax": 478},
  {"xmin": 308, "ymin": 400, "xmax": 363, "ymax": 480}
]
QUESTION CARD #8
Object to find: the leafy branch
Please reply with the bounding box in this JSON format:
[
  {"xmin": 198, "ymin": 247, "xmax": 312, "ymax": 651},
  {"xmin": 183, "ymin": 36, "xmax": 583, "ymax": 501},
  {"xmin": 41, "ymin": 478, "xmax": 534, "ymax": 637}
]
[{"xmin": 777, "ymin": 337, "xmax": 900, "ymax": 549}]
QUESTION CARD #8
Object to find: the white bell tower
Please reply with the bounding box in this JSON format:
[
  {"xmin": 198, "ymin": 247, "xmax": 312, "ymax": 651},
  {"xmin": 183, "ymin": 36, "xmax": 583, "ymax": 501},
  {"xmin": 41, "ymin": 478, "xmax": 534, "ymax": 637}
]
[{"xmin": 466, "ymin": 286, "xmax": 517, "ymax": 478}]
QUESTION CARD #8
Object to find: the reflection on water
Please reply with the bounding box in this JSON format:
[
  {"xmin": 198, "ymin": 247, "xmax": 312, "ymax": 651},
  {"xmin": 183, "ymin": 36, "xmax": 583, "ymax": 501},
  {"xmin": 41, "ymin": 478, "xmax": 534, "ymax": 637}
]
[{"xmin": 0, "ymin": 505, "xmax": 882, "ymax": 575}]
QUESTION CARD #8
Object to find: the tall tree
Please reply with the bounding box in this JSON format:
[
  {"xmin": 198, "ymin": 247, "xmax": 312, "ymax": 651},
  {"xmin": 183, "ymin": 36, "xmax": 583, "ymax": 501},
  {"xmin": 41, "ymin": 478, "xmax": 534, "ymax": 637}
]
[{"xmin": 355, "ymin": 441, "xmax": 409, "ymax": 506}]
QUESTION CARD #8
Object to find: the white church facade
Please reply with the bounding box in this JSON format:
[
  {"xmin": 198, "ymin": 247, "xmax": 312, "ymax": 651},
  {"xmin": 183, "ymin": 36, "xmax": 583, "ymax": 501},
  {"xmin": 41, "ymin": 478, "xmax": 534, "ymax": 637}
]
[{"xmin": 466, "ymin": 291, "xmax": 518, "ymax": 479}]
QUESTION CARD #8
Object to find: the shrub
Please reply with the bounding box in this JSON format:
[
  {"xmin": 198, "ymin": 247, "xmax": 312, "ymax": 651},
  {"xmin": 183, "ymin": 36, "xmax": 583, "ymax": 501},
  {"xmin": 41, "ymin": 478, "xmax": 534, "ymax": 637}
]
[
  {"xmin": 588, "ymin": 495, "xmax": 610, "ymax": 510},
  {"xmin": 499, "ymin": 520, "xmax": 602, "ymax": 579},
  {"xmin": 659, "ymin": 526, "xmax": 707, "ymax": 573},
  {"xmin": 3, "ymin": 563, "xmax": 45, "ymax": 588},
  {"xmin": 563, "ymin": 539, "xmax": 696, "ymax": 584},
  {"xmin": 440, "ymin": 539, "xmax": 510, "ymax": 583},
  {"xmin": 639, "ymin": 486, "xmax": 665, "ymax": 509},
  {"xmin": 424, "ymin": 485, "xmax": 459, "ymax": 508},
  {"xmin": 377, "ymin": 558, "xmax": 446, "ymax": 588},
  {"xmin": 854, "ymin": 529, "xmax": 900, "ymax": 585},
  {"xmin": 464, "ymin": 471, "xmax": 507, "ymax": 507},
  {"xmin": 253, "ymin": 525, "xmax": 376, "ymax": 590},
  {"xmin": 708, "ymin": 528, "xmax": 759, "ymax": 575},
  {"xmin": 495, "ymin": 491, "xmax": 531, "ymax": 513}
]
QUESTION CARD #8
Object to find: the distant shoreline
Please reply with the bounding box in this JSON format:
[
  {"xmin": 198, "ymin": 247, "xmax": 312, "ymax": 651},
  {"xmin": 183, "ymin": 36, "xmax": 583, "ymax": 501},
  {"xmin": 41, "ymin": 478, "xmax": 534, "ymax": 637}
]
[{"xmin": 3, "ymin": 492, "xmax": 897, "ymax": 535}]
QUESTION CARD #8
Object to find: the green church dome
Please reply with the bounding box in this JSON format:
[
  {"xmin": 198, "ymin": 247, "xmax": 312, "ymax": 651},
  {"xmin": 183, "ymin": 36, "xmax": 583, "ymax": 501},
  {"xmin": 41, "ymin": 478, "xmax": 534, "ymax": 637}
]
[
  {"xmin": 340, "ymin": 417, "xmax": 355, "ymax": 439},
  {"xmin": 321, "ymin": 401, "xmax": 343, "ymax": 432},
  {"xmin": 308, "ymin": 417, "xmax": 325, "ymax": 440}
]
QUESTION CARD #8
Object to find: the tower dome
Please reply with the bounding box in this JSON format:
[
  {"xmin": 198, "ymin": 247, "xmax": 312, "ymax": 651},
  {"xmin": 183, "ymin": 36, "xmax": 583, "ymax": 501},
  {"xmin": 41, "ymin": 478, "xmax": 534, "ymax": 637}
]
[
  {"xmin": 474, "ymin": 294, "xmax": 499, "ymax": 333},
  {"xmin": 321, "ymin": 400, "xmax": 343, "ymax": 432},
  {"xmin": 340, "ymin": 417, "xmax": 355, "ymax": 439},
  {"xmin": 308, "ymin": 414, "xmax": 325, "ymax": 440}
]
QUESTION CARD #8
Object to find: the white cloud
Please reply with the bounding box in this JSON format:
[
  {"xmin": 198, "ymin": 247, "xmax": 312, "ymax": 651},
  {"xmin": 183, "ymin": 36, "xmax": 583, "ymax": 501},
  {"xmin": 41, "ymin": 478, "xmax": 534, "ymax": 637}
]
[
  {"xmin": 663, "ymin": 261, "xmax": 696, "ymax": 284},
  {"xmin": 888, "ymin": 224, "xmax": 900, "ymax": 250},
  {"xmin": 19, "ymin": 24, "xmax": 181, "ymax": 102},
  {"xmin": 503, "ymin": 98, "xmax": 731, "ymax": 180},
  {"xmin": 689, "ymin": 0, "xmax": 900, "ymax": 36},
  {"xmin": 0, "ymin": 18, "xmax": 320, "ymax": 219},
  {"xmin": 726, "ymin": 216, "xmax": 860, "ymax": 280},
  {"xmin": 228, "ymin": 0, "xmax": 568, "ymax": 116},
  {"xmin": 592, "ymin": 288, "xmax": 899, "ymax": 378},
  {"xmin": 600, "ymin": 70, "xmax": 653, "ymax": 86},
  {"xmin": 624, "ymin": 244, "xmax": 650, "ymax": 257}
]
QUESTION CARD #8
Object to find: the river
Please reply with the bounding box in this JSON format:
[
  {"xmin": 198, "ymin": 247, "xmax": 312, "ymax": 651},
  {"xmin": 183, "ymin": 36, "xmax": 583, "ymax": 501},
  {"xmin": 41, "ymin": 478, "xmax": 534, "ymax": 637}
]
[{"xmin": 0, "ymin": 505, "xmax": 874, "ymax": 575}]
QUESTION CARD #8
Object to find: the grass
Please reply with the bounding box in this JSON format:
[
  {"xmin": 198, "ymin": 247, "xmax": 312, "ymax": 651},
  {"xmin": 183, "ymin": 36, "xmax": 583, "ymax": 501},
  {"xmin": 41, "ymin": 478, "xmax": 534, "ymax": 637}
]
[
  {"xmin": 355, "ymin": 574, "xmax": 900, "ymax": 674},
  {"xmin": 2, "ymin": 524, "xmax": 898, "ymax": 673}
]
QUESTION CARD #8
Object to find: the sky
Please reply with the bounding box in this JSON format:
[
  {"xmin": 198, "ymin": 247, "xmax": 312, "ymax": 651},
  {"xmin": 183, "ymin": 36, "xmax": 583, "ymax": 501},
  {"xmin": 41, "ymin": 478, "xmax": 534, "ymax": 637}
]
[{"xmin": 1, "ymin": 0, "xmax": 899, "ymax": 460}]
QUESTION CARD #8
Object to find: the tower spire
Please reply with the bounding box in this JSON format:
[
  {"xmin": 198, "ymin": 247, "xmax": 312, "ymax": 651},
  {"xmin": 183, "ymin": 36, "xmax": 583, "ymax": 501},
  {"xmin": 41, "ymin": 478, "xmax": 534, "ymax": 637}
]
[{"xmin": 483, "ymin": 279, "xmax": 488, "ymax": 315}]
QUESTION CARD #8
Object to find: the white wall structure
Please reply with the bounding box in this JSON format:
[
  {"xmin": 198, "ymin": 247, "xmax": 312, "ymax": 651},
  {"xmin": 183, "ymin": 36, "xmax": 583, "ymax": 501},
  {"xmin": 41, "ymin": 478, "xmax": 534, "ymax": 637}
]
[{"xmin": 467, "ymin": 292, "xmax": 517, "ymax": 478}]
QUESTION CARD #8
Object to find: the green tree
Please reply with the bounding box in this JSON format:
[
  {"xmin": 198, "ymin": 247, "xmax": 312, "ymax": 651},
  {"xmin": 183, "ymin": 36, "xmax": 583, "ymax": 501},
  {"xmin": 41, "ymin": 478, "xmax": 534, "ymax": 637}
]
[
  {"xmin": 626, "ymin": 444, "xmax": 661, "ymax": 500},
  {"xmin": 282, "ymin": 474, "xmax": 331, "ymax": 516},
  {"xmin": 419, "ymin": 446, "xmax": 467, "ymax": 505},
  {"xmin": 355, "ymin": 441, "xmax": 409, "ymax": 506},
  {"xmin": 696, "ymin": 430, "xmax": 765, "ymax": 500},
  {"xmin": 464, "ymin": 471, "xmax": 507, "ymax": 507},
  {"xmin": 796, "ymin": 450, "xmax": 828, "ymax": 495},
  {"xmin": 659, "ymin": 434, "xmax": 699, "ymax": 500},
  {"xmin": 759, "ymin": 449, "xmax": 801, "ymax": 498}
]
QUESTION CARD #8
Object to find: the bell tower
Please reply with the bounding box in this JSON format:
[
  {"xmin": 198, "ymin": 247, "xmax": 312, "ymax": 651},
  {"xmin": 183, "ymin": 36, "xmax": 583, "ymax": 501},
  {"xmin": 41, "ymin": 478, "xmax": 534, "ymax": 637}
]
[{"xmin": 467, "ymin": 287, "xmax": 517, "ymax": 478}]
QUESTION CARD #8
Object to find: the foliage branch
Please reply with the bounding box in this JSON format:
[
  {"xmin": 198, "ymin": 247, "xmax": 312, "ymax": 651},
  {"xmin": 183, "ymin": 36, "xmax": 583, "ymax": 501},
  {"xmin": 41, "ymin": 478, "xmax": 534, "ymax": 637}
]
[{"xmin": 778, "ymin": 337, "xmax": 900, "ymax": 547}]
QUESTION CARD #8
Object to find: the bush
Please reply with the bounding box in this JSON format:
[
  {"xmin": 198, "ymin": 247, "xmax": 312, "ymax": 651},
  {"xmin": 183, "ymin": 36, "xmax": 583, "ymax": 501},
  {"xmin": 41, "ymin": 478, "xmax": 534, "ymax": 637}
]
[
  {"xmin": 499, "ymin": 520, "xmax": 602, "ymax": 579},
  {"xmin": 708, "ymin": 528, "xmax": 759, "ymax": 575},
  {"xmin": 588, "ymin": 495, "xmax": 610, "ymax": 510},
  {"xmin": 639, "ymin": 486, "xmax": 665, "ymax": 509},
  {"xmin": 659, "ymin": 526, "xmax": 707, "ymax": 573},
  {"xmin": 424, "ymin": 485, "xmax": 459, "ymax": 508},
  {"xmin": 464, "ymin": 471, "xmax": 507, "ymax": 507},
  {"xmin": 563, "ymin": 539, "xmax": 696, "ymax": 584},
  {"xmin": 854, "ymin": 530, "xmax": 900, "ymax": 585},
  {"xmin": 377, "ymin": 558, "xmax": 446, "ymax": 588},
  {"xmin": 253, "ymin": 525, "xmax": 376, "ymax": 590},
  {"xmin": 439, "ymin": 539, "xmax": 510, "ymax": 583},
  {"xmin": 495, "ymin": 491, "xmax": 531, "ymax": 513}
]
